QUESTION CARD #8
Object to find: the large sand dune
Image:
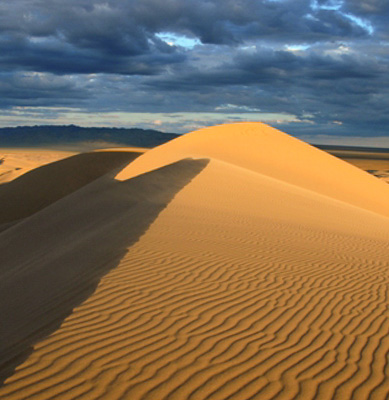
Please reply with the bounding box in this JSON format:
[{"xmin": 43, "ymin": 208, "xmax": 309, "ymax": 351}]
[
  {"xmin": 117, "ymin": 123, "xmax": 389, "ymax": 217},
  {"xmin": 0, "ymin": 122, "xmax": 388, "ymax": 400}
]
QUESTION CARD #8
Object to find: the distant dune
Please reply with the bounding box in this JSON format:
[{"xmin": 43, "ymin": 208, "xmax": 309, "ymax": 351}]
[
  {"xmin": 0, "ymin": 149, "xmax": 76, "ymax": 184},
  {"xmin": 0, "ymin": 149, "xmax": 145, "ymax": 227},
  {"xmin": 0, "ymin": 122, "xmax": 388, "ymax": 400}
]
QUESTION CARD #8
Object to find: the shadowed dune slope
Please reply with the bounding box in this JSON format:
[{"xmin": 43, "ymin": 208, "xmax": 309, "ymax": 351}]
[
  {"xmin": 0, "ymin": 150, "xmax": 143, "ymax": 225},
  {"xmin": 117, "ymin": 122, "xmax": 389, "ymax": 217},
  {"xmin": 0, "ymin": 158, "xmax": 208, "ymax": 386}
]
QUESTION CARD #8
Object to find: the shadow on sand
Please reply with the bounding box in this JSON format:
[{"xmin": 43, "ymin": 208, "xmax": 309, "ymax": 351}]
[
  {"xmin": 0, "ymin": 151, "xmax": 143, "ymax": 224},
  {"xmin": 0, "ymin": 158, "xmax": 209, "ymax": 386}
]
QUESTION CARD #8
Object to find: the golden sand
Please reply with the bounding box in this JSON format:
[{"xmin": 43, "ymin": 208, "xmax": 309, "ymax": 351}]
[{"xmin": 0, "ymin": 123, "xmax": 388, "ymax": 400}]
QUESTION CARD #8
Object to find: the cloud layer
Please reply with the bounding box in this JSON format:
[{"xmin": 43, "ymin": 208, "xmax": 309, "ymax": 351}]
[{"xmin": 0, "ymin": 0, "xmax": 388, "ymax": 138}]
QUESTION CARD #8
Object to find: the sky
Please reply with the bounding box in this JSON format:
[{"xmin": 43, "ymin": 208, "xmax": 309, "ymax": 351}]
[{"xmin": 0, "ymin": 0, "xmax": 389, "ymax": 146}]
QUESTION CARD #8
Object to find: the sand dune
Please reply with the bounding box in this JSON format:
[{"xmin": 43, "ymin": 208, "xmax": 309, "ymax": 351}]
[
  {"xmin": 117, "ymin": 122, "xmax": 389, "ymax": 218},
  {"xmin": 0, "ymin": 150, "xmax": 144, "ymax": 226},
  {"xmin": 0, "ymin": 149, "xmax": 76, "ymax": 184},
  {"xmin": 1, "ymin": 123, "xmax": 389, "ymax": 400},
  {"xmin": 0, "ymin": 158, "xmax": 207, "ymax": 386}
]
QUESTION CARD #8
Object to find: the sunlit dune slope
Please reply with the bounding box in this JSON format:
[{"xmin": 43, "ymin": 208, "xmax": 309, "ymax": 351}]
[
  {"xmin": 0, "ymin": 150, "xmax": 144, "ymax": 225},
  {"xmin": 117, "ymin": 122, "xmax": 389, "ymax": 217}
]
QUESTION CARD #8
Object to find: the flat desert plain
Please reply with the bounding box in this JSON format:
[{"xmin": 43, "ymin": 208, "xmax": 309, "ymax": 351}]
[
  {"xmin": 0, "ymin": 122, "xmax": 388, "ymax": 400},
  {"xmin": 325, "ymin": 148, "xmax": 389, "ymax": 185}
]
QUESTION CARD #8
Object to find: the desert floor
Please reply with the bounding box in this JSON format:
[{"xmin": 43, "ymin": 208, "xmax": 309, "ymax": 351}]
[
  {"xmin": 0, "ymin": 123, "xmax": 388, "ymax": 400},
  {"xmin": 325, "ymin": 149, "xmax": 389, "ymax": 184}
]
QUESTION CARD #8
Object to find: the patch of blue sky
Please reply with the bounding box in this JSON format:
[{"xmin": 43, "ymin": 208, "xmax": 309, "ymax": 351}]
[
  {"xmin": 310, "ymin": 0, "xmax": 343, "ymax": 11},
  {"xmin": 285, "ymin": 44, "xmax": 311, "ymax": 51},
  {"xmin": 156, "ymin": 33, "xmax": 201, "ymax": 49}
]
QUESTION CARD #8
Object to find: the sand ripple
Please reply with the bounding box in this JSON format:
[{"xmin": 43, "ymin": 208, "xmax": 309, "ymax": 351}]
[{"xmin": 1, "ymin": 154, "xmax": 388, "ymax": 400}]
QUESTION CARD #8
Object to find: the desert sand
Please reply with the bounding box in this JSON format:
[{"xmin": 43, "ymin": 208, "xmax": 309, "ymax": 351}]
[
  {"xmin": 0, "ymin": 149, "xmax": 77, "ymax": 184},
  {"xmin": 0, "ymin": 122, "xmax": 388, "ymax": 400}
]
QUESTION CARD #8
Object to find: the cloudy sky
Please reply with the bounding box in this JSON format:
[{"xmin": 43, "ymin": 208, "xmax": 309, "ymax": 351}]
[{"xmin": 0, "ymin": 0, "xmax": 388, "ymax": 145}]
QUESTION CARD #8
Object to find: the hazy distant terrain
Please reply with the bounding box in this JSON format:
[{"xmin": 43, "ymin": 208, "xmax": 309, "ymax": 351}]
[
  {"xmin": 317, "ymin": 145, "xmax": 389, "ymax": 184},
  {"xmin": 0, "ymin": 125, "xmax": 178, "ymax": 149}
]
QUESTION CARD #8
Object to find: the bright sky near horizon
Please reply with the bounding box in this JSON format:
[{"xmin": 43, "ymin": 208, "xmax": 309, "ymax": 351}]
[{"xmin": 0, "ymin": 0, "xmax": 388, "ymax": 146}]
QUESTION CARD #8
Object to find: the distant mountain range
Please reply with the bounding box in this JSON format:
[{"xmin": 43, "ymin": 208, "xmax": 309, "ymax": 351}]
[
  {"xmin": 1, "ymin": 125, "xmax": 387, "ymax": 153},
  {"xmin": 0, "ymin": 125, "xmax": 179, "ymax": 148},
  {"xmin": 314, "ymin": 144, "xmax": 389, "ymax": 153}
]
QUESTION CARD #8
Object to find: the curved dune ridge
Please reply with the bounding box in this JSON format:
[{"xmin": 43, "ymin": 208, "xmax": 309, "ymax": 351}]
[
  {"xmin": 117, "ymin": 122, "xmax": 389, "ymax": 218},
  {"xmin": 1, "ymin": 123, "xmax": 389, "ymax": 400},
  {"xmin": 0, "ymin": 149, "xmax": 76, "ymax": 184},
  {"xmin": 0, "ymin": 149, "xmax": 145, "ymax": 226}
]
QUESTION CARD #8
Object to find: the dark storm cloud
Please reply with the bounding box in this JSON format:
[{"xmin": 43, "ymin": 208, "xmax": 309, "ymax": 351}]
[
  {"xmin": 0, "ymin": 35, "xmax": 184, "ymax": 75},
  {"xmin": 0, "ymin": 0, "xmax": 388, "ymax": 137},
  {"xmin": 146, "ymin": 46, "xmax": 385, "ymax": 92},
  {"xmin": 343, "ymin": 1, "xmax": 389, "ymax": 42},
  {"xmin": 0, "ymin": 1, "xmax": 185, "ymax": 75},
  {"xmin": 131, "ymin": 0, "xmax": 369, "ymax": 43},
  {"xmin": 0, "ymin": 72, "xmax": 89, "ymax": 108},
  {"xmin": 143, "ymin": 43, "xmax": 389, "ymax": 134},
  {"xmin": 344, "ymin": 0, "xmax": 389, "ymax": 15},
  {"xmin": 0, "ymin": 0, "xmax": 373, "ymax": 76}
]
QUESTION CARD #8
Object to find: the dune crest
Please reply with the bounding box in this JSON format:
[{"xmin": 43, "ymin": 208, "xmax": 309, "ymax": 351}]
[{"xmin": 117, "ymin": 122, "xmax": 389, "ymax": 217}]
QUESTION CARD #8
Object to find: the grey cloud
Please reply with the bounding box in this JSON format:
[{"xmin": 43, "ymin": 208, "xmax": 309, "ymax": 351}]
[
  {"xmin": 0, "ymin": 1, "xmax": 186, "ymax": 75},
  {"xmin": 142, "ymin": 43, "xmax": 389, "ymax": 134},
  {"xmin": 0, "ymin": 0, "xmax": 375, "ymax": 76},
  {"xmin": 132, "ymin": 0, "xmax": 371, "ymax": 43},
  {"xmin": 344, "ymin": 0, "xmax": 389, "ymax": 15},
  {"xmin": 342, "ymin": 0, "xmax": 389, "ymax": 39},
  {"xmin": 0, "ymin": 34, "xmax": 185, "ymax": 75},
  {"xmin": 0, "ymin": 0, "xmax": 387, "ymax": 138},
  {"xmin": 0, "ymin": 72, "xmax": 89, "ymax": 108}
]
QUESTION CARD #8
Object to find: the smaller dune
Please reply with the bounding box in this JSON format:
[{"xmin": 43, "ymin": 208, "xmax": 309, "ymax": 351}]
[
  {"xmin": 0, "ymin": 149, "xmax": 76, "ymax": 184},
  {"xmin": 0, "ymin": 150, "xmax": 144, "ymax": 225}
]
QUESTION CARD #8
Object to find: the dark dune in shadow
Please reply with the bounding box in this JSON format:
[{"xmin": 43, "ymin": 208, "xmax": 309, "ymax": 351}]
[
  {"xmin": 0, "ymin": 158, "xmax": 208, "ymax": 386},
  {"xmin": 0, "ymin": 151, "xmax": 143, "ymax": 225}
]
